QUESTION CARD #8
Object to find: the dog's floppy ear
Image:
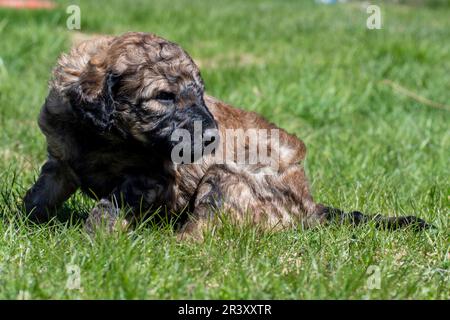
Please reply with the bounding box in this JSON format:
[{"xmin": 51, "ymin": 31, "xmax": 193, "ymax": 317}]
[
  {"xmin": 52, "ymin": 36, "xmax": 120, "ymax": 132},
  {"xmin": 70, "ymin": 58, "xmax": 121, "ymax": 132}
]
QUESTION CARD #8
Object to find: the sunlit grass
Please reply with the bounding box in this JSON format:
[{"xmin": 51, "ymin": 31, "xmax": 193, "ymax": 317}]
[{"xmin": 0, "ymin": 0, "xmax": 448, "ymax": 299}]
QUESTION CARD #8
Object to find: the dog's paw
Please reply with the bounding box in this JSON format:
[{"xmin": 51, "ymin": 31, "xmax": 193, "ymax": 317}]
[{"xmin": 84, "ymin": 199, "xmax": 128, "ymax": 235}]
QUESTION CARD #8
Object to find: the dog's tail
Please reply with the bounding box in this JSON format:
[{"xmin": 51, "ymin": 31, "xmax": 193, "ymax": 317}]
[{"xmin": 320, "ymin": 206, "xmax": 434, "ymax": 231}]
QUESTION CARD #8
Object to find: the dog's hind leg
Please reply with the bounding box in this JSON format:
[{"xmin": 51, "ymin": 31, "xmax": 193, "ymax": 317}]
[
  {"xmin": 23, "ymin": 158, "xmax": 79, "ymax": 223},
  {"xmin": 177, "ymin": 174, "xmax": 224, "ymax": 241},
  {"xmin": 177, "ymin": 164, "xmax": 266, "ymax": 241}
]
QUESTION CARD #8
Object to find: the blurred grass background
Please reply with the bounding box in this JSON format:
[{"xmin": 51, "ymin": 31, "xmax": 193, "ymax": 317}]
[{"xmin": 0, "ymin": 0, "xmax": 448, "ymax": 299}]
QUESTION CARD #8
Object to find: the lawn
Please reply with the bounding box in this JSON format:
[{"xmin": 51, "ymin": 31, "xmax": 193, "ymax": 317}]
[{"xmin": 0, "ymin": 0, "xmax": 448, "ymax": 299}]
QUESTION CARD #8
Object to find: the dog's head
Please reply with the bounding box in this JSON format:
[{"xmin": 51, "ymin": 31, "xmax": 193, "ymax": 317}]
[{"xmin": 53, "ymin": 32, "xmax": 217, "ymax": 158}]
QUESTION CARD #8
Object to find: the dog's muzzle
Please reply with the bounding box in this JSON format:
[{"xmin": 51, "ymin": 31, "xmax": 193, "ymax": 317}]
[{"xmin": 154, "ymin": 102, "xmax": 219, "ymax": 163}]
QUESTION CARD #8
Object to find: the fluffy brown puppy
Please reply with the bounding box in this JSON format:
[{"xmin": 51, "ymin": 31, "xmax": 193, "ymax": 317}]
[{"xmin": 23, "ymin": 32, "xmax": 431, "ymax": 238}]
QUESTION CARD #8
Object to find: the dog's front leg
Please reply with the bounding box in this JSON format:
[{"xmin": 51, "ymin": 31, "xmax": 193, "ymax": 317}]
[{"xmin": 23, "ymin": 158, "xmax": 79, "ymax": 223}]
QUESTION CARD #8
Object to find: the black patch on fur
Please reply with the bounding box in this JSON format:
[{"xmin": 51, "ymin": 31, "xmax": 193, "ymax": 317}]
[{"xmin": 69, "ymin": 71, "xmax": 122, "ymax": 133}]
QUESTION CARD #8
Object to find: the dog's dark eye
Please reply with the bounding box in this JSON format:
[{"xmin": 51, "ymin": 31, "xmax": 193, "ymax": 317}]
[{"xmin": 154, "ymin": 91, "xmax": 175, "ymax": 103}]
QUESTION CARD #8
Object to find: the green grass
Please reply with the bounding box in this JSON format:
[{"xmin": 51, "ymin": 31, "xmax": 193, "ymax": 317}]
[{"xmin": 0, "ymin": 0, "xmax": 449, "ymax": 299}]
